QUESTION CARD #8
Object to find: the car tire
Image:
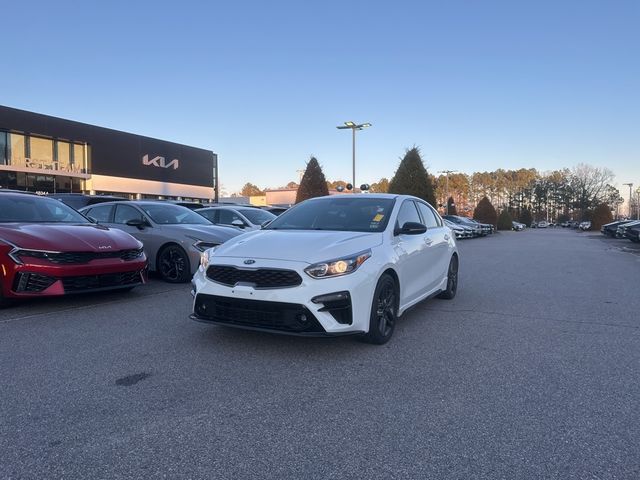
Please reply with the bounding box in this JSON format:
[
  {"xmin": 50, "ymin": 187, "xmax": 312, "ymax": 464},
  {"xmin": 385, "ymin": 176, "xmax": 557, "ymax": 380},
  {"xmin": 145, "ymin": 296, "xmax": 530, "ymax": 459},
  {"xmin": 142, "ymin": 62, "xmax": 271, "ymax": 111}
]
[
  {"xmin": 157, "ymin": 244, "xmax": 191, "ymax": 283},
  {"xmin": 437, "ymin": 255, "xmax": 459, "ymax": 300},
  {"xmin": 362, "ymin": 274, "xmax": 398, "ymax": 345}
]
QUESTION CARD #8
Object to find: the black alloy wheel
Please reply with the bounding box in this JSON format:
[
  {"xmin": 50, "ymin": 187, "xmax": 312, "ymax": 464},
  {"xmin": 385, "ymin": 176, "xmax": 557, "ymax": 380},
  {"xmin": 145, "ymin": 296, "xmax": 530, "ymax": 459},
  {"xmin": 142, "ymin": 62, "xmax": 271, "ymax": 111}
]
[
  {"xmin": 158, "ymin": 245, "xmax": 191, "ymax": 283},
  {"xmin": 362, "ymin": 274, "xmax": 398, "ymax": 345},
  {"xmin": 437, "ymin": 255, "xmax": 458, "ymax": 300}
]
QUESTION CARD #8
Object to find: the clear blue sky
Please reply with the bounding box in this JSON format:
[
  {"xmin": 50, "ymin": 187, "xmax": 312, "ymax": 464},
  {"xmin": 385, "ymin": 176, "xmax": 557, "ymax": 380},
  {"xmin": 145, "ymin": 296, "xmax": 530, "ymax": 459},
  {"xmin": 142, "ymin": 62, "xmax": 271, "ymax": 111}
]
[{"xmin": 3, "ymin": 0, "xmax": 639, "ymax": 199}]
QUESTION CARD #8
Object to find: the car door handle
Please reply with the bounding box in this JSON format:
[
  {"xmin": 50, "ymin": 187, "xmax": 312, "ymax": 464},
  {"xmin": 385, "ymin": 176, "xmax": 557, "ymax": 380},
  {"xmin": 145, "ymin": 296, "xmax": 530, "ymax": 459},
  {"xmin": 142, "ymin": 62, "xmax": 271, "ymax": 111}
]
[{"xmin": 424, "ymin": 238, "xmax": 433, "ymax": 246}]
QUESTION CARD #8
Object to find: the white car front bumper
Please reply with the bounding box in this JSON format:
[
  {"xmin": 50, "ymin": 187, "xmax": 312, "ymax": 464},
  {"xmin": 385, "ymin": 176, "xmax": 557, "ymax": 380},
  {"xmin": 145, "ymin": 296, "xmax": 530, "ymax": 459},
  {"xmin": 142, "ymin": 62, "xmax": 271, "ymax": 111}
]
[{"xmin": 191, "ymin": 256, "xmax": 379, "ymax": 336}]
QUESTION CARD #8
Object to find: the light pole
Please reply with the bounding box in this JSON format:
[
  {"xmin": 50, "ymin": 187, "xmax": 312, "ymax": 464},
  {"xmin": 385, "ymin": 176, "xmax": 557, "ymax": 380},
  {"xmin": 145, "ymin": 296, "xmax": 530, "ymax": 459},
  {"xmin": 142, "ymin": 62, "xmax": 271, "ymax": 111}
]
[
  {"xmin": 336, "ymin": 121, "xmax": 371, "ymax": 192},
  {"xmin": 438, "ymin": 170, "xmax": 458, "ymax": 215},
  {"xmin": 623, "ymin": 183, "xmax": 633, "ymax": 218},
  {"xmin": 636, "ymin": 187, "xmax": 640, "ymax": 220}
]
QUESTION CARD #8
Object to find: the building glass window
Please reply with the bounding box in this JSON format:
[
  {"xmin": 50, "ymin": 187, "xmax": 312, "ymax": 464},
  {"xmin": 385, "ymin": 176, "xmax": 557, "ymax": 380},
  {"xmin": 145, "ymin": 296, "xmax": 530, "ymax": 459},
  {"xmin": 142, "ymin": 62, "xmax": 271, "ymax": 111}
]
[
  {"xmin": 55, "ymin": 140, "xmax": 71, "ymax": 170},
  {"xmin": 0, "ymin": 131, "xmax": 7, "ymax": 165},
  {"xmin": 71, "ymin": 143, "xmax": 86, "ymax": 172},
  {"xmin": 29, "ymin": 137, "xmax": 54, "ymax": 169},
  {"xmin": 8, "ymin": 133, "xmax": 26, "ymax": 167}
]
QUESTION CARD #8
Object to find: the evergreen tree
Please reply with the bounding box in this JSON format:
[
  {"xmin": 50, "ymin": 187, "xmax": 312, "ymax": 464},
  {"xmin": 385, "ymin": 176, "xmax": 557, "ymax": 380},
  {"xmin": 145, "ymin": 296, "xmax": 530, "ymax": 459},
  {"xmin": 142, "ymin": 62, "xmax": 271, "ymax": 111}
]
[
  {"xmin": 497, "ymin": 209, "xmax": 513, "ymax": 230},
  {"xmin": 519, "ymin": 207, "xmax": 533, "ymax": 226},
  {"xmin": 473, "ymin": 196, "xmax": 498, "ymax": 227},
  {"xmin": 446, "ymin": 196, "xmax": 457, "ymax": 215},
  {"xmin": 295, "ymin": 157, "xmax": 329, "ymax": 203},
  {"xmin": 587, "ymin": 203, "xmax": 613, "ymax": 231},
  {"xmin": 388, "ymin": 147, "xmax": 437, "ymax": 206}
]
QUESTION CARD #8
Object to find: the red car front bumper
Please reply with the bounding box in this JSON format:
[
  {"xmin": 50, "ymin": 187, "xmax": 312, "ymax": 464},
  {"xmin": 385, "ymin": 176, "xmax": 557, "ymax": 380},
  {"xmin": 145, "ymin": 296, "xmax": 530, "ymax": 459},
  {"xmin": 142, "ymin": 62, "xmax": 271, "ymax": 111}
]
[{"xmin": 0, "ymin": 254, "xmax": 148, "ymax": 299}]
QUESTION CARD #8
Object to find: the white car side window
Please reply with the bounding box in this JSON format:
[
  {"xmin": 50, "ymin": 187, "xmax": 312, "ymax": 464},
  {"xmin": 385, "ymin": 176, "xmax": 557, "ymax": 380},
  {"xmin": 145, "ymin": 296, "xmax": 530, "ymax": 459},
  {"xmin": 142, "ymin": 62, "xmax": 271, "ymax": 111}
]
[
  {"xmin": 396, "ymin": 201, "xmax": 422, "ymax": 228},
  {"xmin": 417, "ymin": 202, "xmax": 439, "ymax": 229}
]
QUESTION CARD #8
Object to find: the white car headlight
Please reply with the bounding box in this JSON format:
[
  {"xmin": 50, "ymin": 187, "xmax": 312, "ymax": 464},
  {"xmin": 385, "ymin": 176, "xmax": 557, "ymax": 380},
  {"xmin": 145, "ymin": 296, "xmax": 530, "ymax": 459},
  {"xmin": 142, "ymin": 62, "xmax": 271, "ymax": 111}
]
[
  {"xmin": 304, "ymin": 250, "xmax": 371, "ymax": 279},
  {"xmin": 199, "ymin": 246, "xmax": 218, "ymax": 270}
]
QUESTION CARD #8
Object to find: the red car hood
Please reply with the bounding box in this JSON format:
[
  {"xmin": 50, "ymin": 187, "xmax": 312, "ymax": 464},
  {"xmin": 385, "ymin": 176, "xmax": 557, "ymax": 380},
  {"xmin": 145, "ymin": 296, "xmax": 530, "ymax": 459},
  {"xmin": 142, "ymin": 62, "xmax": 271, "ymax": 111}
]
[{"xmin": 0, "ymin": 223, "xmax": 141, "ymax": 252}]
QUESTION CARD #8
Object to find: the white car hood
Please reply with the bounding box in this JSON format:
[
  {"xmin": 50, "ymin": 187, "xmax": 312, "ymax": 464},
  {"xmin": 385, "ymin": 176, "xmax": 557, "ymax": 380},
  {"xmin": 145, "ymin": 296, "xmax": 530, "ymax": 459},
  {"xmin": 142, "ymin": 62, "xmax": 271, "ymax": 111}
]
[{"xmin": 213, "ymin": 229, "xmax": 383, "ymax": 264}]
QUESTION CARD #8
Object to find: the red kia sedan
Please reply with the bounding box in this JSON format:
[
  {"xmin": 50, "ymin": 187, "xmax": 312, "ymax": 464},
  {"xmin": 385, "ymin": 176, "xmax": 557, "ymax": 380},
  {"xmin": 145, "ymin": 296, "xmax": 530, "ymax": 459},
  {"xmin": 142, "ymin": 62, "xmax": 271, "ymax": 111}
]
[{"xmin": 0, "ymin": 192, "xmax": 147, "ymax": 305}]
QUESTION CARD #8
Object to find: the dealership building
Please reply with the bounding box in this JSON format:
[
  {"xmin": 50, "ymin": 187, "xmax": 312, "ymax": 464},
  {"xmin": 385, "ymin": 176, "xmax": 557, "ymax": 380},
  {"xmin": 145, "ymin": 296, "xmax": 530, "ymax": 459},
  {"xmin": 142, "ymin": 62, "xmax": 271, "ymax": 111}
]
[{"xmin": 0, "ymin": 105, "xmax": 218, "ymax": 201}]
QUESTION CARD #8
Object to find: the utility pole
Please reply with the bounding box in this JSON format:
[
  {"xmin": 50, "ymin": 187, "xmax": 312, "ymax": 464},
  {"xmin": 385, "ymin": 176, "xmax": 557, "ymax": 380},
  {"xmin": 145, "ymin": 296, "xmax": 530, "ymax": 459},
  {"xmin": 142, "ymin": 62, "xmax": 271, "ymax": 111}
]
[
  {"xmin": 438, "ymin": 170, "xmax": 458, "ymax": 215},
  {"xmin": 623, "ymin": 183, "xmax": 633, "ymax": 218},
  {"xmin": 636, "ymin": 187, "xmax": 640, "ymax": 220}
]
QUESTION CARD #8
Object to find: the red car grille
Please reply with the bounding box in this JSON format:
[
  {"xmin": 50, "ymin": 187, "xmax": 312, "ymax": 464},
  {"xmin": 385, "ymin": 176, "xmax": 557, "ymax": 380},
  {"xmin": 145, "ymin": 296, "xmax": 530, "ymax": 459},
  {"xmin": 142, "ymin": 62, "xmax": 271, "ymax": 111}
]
[
  {"xmin": 15, "ymin": 248, "xmax": 143, "ymax": 264},
  {"xmin": 12, "ymin": 270, "xmax": 144, "ymax": 293},
  {"xmin": 61, "ymin": 270, "xmax": 143, "ymax": 291}
]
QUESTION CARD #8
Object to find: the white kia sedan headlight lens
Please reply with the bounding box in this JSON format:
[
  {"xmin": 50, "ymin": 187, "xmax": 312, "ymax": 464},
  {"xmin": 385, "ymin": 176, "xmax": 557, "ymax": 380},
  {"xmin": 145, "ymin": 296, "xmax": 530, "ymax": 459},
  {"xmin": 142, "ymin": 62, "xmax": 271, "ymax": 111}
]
[
  {"xmin": 304, "ymin": 250, "xmax": 371, "ymax": 279},
  {"xmin": 199, "ymin": 246, "xmax": 218, "ymax": 270}
]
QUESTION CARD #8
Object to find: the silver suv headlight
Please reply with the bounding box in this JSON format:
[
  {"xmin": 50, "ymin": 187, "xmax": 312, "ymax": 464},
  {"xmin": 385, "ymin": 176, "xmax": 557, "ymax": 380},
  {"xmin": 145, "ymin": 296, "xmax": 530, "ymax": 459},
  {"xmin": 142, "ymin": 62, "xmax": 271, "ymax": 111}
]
[{"xmin": 304, "ymin": 250, "xmax": 371, "ymax": 279}]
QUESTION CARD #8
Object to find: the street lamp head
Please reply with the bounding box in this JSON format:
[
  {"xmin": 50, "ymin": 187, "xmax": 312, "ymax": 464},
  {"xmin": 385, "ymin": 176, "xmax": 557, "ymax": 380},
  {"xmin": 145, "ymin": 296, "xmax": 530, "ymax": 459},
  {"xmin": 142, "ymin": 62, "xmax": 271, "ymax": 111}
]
[{"xmin": 337, "ymin": 121, "xmax": 372, "ymax": 130}]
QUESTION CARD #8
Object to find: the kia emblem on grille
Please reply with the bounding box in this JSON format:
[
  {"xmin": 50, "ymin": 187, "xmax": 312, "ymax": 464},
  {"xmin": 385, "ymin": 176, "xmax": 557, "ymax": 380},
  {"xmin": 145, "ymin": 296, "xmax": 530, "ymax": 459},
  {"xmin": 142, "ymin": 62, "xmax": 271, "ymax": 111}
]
[{"xmin": 244, "ymin": 259, "xmax": 256, "ymax": 265}]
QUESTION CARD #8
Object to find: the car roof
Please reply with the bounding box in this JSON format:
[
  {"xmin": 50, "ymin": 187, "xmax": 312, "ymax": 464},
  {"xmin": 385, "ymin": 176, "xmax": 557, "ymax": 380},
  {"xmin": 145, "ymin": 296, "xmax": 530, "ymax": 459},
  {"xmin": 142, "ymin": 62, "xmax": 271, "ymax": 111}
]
[
  {"xmin": 80, "ymin": 200, "xmax": 190, "ymax": 209},
  {"xmin": 308, "ymin": 193, "xmax": 401, "ymax": 200},
  {"xmin": 0, "ymin": 189, "xmax": 37, "ymax": 195},
  {"xmin": 198, "ymin": 204, "xmax": 261, "ymax": 210}
]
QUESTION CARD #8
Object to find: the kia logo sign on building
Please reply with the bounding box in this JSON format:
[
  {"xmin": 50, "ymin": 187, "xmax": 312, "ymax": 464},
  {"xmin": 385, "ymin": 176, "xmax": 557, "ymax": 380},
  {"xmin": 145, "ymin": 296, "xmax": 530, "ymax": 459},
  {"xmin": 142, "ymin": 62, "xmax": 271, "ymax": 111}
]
[{"xmin": 142, "ymin": 154, "xmax": 179, "ymax": 170}]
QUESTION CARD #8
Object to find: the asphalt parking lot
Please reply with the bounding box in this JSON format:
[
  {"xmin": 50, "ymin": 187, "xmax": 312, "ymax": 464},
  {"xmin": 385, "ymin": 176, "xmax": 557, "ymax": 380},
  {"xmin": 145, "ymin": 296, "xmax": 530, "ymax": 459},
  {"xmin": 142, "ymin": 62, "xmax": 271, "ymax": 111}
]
[{"xmin": 1, "ymin": 229, "xmax": 639, "ymax": 479}]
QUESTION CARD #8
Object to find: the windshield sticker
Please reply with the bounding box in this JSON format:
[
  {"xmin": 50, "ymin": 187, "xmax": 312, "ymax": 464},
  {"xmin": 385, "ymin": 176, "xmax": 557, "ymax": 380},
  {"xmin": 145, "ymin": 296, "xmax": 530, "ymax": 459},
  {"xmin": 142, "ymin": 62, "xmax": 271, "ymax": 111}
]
[{"xmin": 373, "ymin": 213, "xmax": 384, "ymax": 222}]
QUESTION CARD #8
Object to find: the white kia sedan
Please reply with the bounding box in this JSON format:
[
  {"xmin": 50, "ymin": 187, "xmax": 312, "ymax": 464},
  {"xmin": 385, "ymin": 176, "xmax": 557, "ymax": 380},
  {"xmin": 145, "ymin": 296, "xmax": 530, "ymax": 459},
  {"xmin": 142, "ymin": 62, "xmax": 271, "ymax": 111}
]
[{"xmin": 191, "ymin": 194, "xmax": 459, "ymax": 344}]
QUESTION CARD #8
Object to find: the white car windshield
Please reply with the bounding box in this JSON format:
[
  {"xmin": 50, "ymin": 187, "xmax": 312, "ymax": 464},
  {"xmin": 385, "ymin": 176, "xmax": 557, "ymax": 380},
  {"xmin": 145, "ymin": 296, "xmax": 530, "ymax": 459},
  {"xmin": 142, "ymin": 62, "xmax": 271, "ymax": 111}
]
[{"xmin": 265, "ymin": 197, "xmax": 395, "ymax": 233}]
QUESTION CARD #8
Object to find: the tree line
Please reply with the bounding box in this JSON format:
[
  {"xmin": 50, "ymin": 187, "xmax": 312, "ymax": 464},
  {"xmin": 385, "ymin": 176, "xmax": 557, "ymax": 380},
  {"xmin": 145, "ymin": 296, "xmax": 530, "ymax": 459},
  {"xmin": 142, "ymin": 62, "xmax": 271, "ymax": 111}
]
[{"xmin": 237, "ymin": 148, "xmax": 624, "ymax": 227}]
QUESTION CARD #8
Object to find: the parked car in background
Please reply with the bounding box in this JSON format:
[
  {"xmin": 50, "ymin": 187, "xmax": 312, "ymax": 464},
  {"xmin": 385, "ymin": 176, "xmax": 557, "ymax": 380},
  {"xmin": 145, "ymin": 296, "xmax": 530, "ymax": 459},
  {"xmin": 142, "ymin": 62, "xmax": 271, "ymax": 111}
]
[
  {"xmin": 624, "ymin": 223, "xmax": 640, "ymax": 243},
  {"xmin": 579, "ymin": 221, "xmax": 592, "ymax": 231},
  {"xmin": 0, "ymin": 189, "xmax": 36, "ymax": 195},
  {"xmin": 192, "ymin": 194, "xmax": 459, "ymax": 344},
  {"xmin": 537, "ymin": 221, "xmax": 549, "ymax": 228},
  {"xmin": 80, "ymin": 201, "xmax": 240, "ymax": 282},
  {"xmin": 260, "ymin": 205, "xmax": 289, "ymax": 216},
  {"xmin": 195, "ymin": 205, "xmax": 277, "ymax": 230},
  {"xmin": 48, "ymin": 193, "xmax": 127, "ymax": 210},
  {"xmin": 601, "ymin": 220, "xmax": 634, "ymax": 237},
  {"xmin": 560, "ymin": 221, "xmax": 570, "ymax": 228},
  {"xmin": 442, "ymin": 215, "xmax": 482, "ymax": 237},
  {"xmin": 617, "ymin": 220, "xmax": 640, "ymax": 239},
  {"xmin": 158, "ymin": 200, "xmax": 205, "ymax": 210},
  {"xmin": 467, "ymin": 218, "xmax": 494, "ymax": 235},
  {"xmin": 444, "ymin": 219, "xmax": 471, "ymax": 239},
  {"xmin": 512, "ymin": 221, "xmax": 525, "ymax": 231},
  {"xmin": 0, "ymin": 193, "xmax": 147, "ymax": 306}
]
